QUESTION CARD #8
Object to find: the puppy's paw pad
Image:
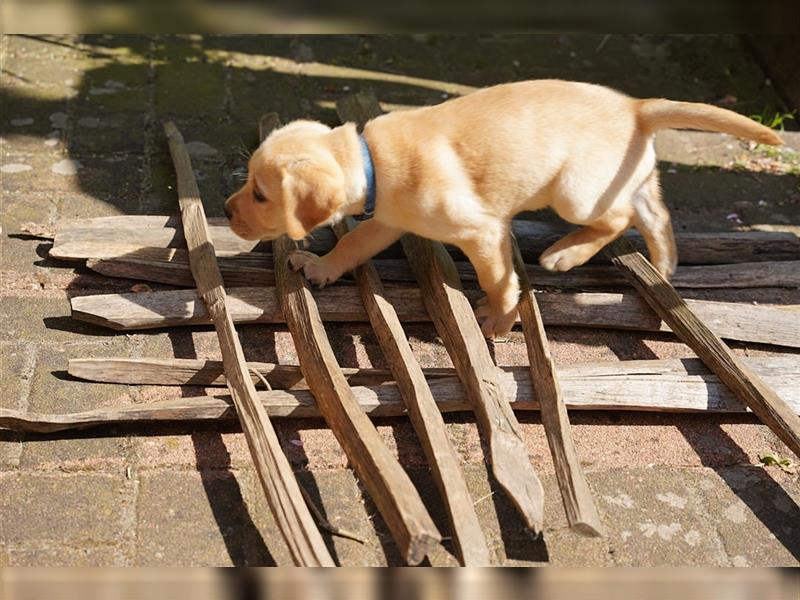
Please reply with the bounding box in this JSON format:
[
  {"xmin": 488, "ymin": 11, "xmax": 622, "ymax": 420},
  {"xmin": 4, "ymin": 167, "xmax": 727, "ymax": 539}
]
[
  {"xmin": 288, "ymin": 250, "xmax": 320, "ymax": 272},
  {"xmin": 539, "ymin": 249, "xmax": 579, "ymax": 272},
  {"xmin": 479, "ymin": 308, "xmax": 517, "ymax": 339}
]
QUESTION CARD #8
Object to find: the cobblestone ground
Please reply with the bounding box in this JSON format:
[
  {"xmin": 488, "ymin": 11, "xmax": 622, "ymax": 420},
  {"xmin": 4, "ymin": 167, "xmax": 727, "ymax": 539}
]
[{"xmin": 1, "ymin": 34, "xmax": 799, "ymax": 566}]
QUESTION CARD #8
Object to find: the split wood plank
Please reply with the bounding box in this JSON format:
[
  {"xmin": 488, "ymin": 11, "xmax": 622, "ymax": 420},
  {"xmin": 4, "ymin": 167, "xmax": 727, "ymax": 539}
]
[
  {"xmin": 266, "ymin": 115, "xmax": 440, "ymax": 565},
  {"xmin": 163, "ymin": 120, "xmax": 334, "ymax": 567},
  {"xmin": 50, "ymin": 214, "xmax": 800, "ymax": 265},
  {"xmin": 337, "ymin": 92, "xmax": 544, "ymax": 534},
  {"xmin": 69, "ymin": 286, "xmax": 800, "ymax": 349},
  {"xmin": 6, "ymin": 356, "xmax": 800, "ymax": 433},
  {"xmin": 333, "ymin": 217, "xmax": 490, "ymax": 565},
  {"xmin": 65, "ymin": 355, "xmax": 800, "ymax": 399},
  {"xmin": 606, "ymin": 237, "xmax": 800, "ymax": 458},
  {"xmin": 511, "ymin": 237, "xmax": 603, "ymax": 537},
  {"xmin": 83, "ymin": 248, "xmax": 800, "ymax": 289},
  {"xmin": 68, "ymin": 357, "xmax": 448, "ymax": 389}
]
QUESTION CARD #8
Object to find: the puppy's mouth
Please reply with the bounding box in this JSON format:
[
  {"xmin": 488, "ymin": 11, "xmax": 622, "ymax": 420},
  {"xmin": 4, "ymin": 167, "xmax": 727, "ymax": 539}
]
[{"xmin": 228, "ymin": 222, "xmax": 279, "ymax": 242}]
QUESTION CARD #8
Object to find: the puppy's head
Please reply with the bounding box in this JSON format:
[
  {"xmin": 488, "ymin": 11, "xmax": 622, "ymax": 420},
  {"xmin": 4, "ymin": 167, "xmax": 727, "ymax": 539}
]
[{"xmin": 225, "ymin": 120, "xmax": 350, "ymax": 241}]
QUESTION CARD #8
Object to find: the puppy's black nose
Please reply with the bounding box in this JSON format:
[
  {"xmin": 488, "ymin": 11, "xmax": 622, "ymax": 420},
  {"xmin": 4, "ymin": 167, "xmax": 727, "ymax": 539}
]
[{"xmin": 223, "ymin": 203, "xmax": 233, "ymax": 220}]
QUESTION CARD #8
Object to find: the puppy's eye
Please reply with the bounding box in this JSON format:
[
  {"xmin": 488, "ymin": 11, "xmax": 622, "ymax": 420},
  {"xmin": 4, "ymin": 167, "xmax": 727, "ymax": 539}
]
[{"xmin": 253, "ymin": 186, "xmax": 268, "ymax": 203}]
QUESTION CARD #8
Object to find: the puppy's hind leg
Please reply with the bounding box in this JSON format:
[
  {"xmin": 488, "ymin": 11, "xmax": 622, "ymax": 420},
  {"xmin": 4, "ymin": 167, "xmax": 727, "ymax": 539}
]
[
  {"xmin": 631, "ymin": 170, "xmax": 677, "ymax": 278},
  {"xmin": 539, "ymin": 215, "xmax": 631, "ymax": 273}
]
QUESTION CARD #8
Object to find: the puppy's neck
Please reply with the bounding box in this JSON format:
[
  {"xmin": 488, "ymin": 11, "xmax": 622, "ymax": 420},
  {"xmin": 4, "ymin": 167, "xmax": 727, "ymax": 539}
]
[{"xmin": 328, "ymin": 122, "xmax": 374, "ymax": 216}]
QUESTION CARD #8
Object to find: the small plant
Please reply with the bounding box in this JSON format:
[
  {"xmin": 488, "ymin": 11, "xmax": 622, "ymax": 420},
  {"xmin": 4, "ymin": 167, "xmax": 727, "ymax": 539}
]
[
  {"xmin": 749, "ymin": 108, "xmax": 796, "ymax": 131},
  {"xmin": 759, "ymin": 452, "xmax": 795, "ymax": 474}
]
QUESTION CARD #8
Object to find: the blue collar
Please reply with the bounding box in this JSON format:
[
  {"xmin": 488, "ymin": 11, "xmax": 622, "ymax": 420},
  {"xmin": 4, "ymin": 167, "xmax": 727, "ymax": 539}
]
[{"xmin": 359, "ymin": 134, "xmax": 377, "ymax": 216}]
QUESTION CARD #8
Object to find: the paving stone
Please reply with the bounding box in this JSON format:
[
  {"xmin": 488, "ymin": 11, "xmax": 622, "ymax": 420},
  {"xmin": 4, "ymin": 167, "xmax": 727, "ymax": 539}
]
[
  {"xmin": 20, "ymin": 342, "xmax": 133, "ymax": 472},
  {"xmin": 6, "ymin": 544, "xmax": 128, "ymax": 566},
  {"xmin": 0, "ymin": 472, "xmax": 131, "ymax": 545},
  {"xmin": 591, "ymin": 468, "xmax": 732, "ymax": 566},
  {"xmin": 136, "ymin": 469, "xmax": 252, "ymax": 566},
  {"xmin": 0, "ymin": 295, "xmax": 117, "ymax": 344},
  {"xmin": 700, "ymin": 467, "xmax": 800, "ymax": 566},
  {"xmin": 0, "ymin": 343, "xmax": 35, "ymax": 468}
]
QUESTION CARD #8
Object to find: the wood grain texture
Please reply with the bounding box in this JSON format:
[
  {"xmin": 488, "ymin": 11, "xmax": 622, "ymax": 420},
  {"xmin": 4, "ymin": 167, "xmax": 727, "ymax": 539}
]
[
  {"xmin": 606, "ymin": 237, "xmax": 800, "ymax": 458},
  {"xmin": 82, "ymin": 247, "xmax": 800, "ymax": 290},
  {"xmin": 163, "ymin": 121, "xmax": 334, "ymax": 567},
  {"xmin": 6, "ymin": 356, "xmax": 799, "ymax": 433},
  {"xmin": 338, "ymin": 91, "xmax": 544, "ymax": 532},
  {"xmin": 261, "ymin": 110, "xmax": 439, "ymax": 564},
  {"xmin": 273, "ymin": 233, "xmax": 440, "ymax": 564},
  {"xmin": 334, "ymin": 217, "xmax": 490, "ymax": 565},
  {"xmin": 51, "ymin": 214, "xmax": 800, "ymax": 265},
  {"xmin": 512, "ymin": 237, "xmax": 604, "ymax": 537},
  {"xmin": 69, "ymin": 285, "xmax": 800, "ymax": 348}
]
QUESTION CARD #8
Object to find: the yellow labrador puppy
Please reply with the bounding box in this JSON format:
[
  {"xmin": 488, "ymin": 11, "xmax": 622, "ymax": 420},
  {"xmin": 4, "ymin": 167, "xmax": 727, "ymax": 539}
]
[{"xmin": 225, "ymin": 80, "xmax": 781, "ymax": 338}]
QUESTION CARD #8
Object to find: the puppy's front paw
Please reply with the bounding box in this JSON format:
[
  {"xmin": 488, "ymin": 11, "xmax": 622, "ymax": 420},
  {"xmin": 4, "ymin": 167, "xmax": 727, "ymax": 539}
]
[
  {"xmin": 539, "ymin": 247, "xmax": 581, "ymax": 272},
  {"xmin": 288, "ymin": 251, "xmax": 341, "ymax": 289},
  {"xmin": 474, "ymin": 295, "xmax": 517, "ymax": 339}
]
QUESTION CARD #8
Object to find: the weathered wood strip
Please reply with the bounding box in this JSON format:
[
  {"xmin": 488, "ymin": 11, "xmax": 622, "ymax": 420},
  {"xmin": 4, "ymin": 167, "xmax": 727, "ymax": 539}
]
[
  {"xmin": 512, "ymin": 237, "xmax": 603, "ymax": 537},
  {"xmin": 5, "ymin": 357, "xmax": 799, "ymax": 433},
  {"xmin": 163, "ymin": 121, "xmax": 334, "ymax": 567},
  {"xmin": 68, "ymin": 285, "xmax": 800, "ymax": 349},
  {"xmin": 267, "ymin": 112, "xmax": 440, "ymax": 563},
  {"xmin": 82, "ymin": 248, "xmax": 800, "ymax": 289},
  {"xmin": 607, "ymin": 237, "xmax": 800, "ymax": 458},
  {"xmin": 67, "ymin": 357, "xmax": 447, "ymax": 389},
  {"xmin": 51, "ymin": 215, "xmax": 800, "ymax": 265},
  {"xmin": 274, "ymin": 233, "xmax": 440, "ymax": 565},
  {"xmin": 334, "ymin": 217, "xmax": 489, "ymax": 565}
]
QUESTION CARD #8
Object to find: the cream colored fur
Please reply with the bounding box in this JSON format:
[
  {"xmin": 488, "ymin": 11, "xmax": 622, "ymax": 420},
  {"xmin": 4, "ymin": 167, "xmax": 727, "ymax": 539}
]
[{"xmin": 225, "ymin": 80, "xmax": 782, "ymax": 337}]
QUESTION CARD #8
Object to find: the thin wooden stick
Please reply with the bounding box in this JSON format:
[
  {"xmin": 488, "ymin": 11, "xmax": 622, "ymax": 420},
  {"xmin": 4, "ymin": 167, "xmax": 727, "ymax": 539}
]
[
  {"xmin": 511, "ymin": 237, "xmax": 604, "ymax": 537},
  {"xmin": 334, "ymin": 217, "xmax": 490, "ymax": 565},
  {"xmin": 337, "ymin": 92, "xmax": 544, "ymax": 534},
  {"xmin": 50, "ymin": 214, "xmax": 800, "ymax": 266},
  {"xmin": 83, "ymin": 249, "xmax": 800, "ymax": 289},
  {"xmin": 5, "ymin": 356, "xmax": 799, "ymax": 433},
  {"xmin": 163, "ymin": 121, "xmax": 334, "ymax": 567},
  {"xmin": 606, "ymin": 237, "xmax": 800, "ymax": 458},
  {"xmin": 266, "ymin": 116, "xmax": 440, "ymax": 565},
  {"xmin": 68, "ymin": 284, "xmax": 800, "ymax": 349}
]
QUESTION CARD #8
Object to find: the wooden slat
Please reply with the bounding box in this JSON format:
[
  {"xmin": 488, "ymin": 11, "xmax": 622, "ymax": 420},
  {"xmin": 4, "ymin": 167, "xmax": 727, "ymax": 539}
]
[
  {"xmin": 266, "ymin": 118, "xmax": 440, "ymax": 564},
  {"xmin": 606, "ymin": 237, "xmax": 800, "ymax": 458},
  {"xmin": 83, "ymin": 249, "xmax": 800, "ymax": 290},
  {"xmin": 5, "ymin": 356, "xmax": 800, "ymax": 433},
  {"xmin": 333, "ymin": 217, "xmax": 490, "ymax": 565},
  {"xmin": 51, "ymin": 215, "xmax": 800, "ymax": 265},
  {"xmin": 67, "ymin": 357, "xmax": 450, "ymax": 389},
  {"xmin": 511, "ymin": 237, "xmax": 603, "ymax": 537},
  {"xmin": 68, "ymin": 286, "xmax": 800, "ymax": 349},
  {"xmin": 337, "ymin": 92, "xmax": 544, "ymax": 534},
  {"xmin": 163, "ymin": 121, "xmax": 334, "ymax": 567}
]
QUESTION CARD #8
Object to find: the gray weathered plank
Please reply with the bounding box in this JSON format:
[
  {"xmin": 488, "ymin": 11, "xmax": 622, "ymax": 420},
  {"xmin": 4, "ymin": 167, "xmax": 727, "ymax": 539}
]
[
  {"xmin": 69, "ymin": 285, "xmax": 800, "ymax": 348},
  {"xmin": 607, "ymin": 237, "xmax": 800, "ymax": 458},
  {"xmin": 5, "ymin": 357, "xmax": 799, "ymax": 433},
  {"xmin": 163, "ymin": 120, "xmax": 334, "ymax": 567},
  {"xmin": 512, "ymin": 237, "xmax": 604, "ymax": 537},
  {"xmin": 50, "ymin": 215, "xmax": 800, "ymax": 265},
  {"xmin": 83, "ymin": 249, "xmax": 800, "ymax": 289}
]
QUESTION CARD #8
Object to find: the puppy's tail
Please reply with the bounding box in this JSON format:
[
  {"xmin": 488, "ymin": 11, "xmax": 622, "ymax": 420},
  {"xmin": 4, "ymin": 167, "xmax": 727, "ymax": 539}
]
[{"xmin": 637, "ymin": 98, "xmax": 783, "ymax": 145}]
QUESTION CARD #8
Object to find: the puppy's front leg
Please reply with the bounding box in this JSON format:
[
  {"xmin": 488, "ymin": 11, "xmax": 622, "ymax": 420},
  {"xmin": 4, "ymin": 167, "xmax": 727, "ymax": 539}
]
[
  {"xmin": 460, "ymin": 230, "xmax": 520, "ymax": 338},
  {"xmin": 289, "ymin": 219, "xmax": 402, "ymax": 288}
]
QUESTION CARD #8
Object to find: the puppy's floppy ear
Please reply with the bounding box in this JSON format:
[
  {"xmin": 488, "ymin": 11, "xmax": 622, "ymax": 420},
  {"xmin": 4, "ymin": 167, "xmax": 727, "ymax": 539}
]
[{"xmin": 281, "ymin": 159, "xmax": 346, "ymax": 240}]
